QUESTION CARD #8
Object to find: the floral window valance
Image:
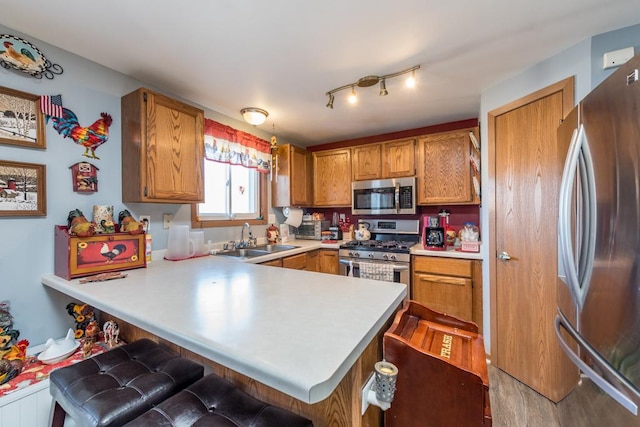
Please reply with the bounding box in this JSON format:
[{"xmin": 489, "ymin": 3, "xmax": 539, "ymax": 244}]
[{"xmin": 204, "ymin": 119, "xmax": 271, "ymax": 173}]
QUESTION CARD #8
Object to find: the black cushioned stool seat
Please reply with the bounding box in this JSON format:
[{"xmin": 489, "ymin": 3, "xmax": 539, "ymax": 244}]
[
  {"xmin": 49, "ymin": 338, "xmax": 204, "ymax": 427},
  {"xmin": 124, "ymin": 373, "xmax": 314, "ymax": 427}
]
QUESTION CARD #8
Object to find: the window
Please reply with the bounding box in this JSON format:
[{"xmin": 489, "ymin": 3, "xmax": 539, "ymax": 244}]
[
  {"xmin": 199, "ymin": 160, "xmax": 259, "ymax": 220},
  {"xmin": 191, "ymin": 120, "xmax": 270, "ymax": 228}
]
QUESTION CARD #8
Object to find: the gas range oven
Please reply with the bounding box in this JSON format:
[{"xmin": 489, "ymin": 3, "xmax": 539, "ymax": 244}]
[{"xmin": 338, "ymin": 219, "xmax": 420, "ymax": 285}]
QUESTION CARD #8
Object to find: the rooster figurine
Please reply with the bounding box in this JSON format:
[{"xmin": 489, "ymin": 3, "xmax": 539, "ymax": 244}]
[
  {"xmin": 118, "ymin": 210, "xmax": 144, "ymax": 235},
  {"xmin": 49, "ymin": 108, "xmax": 112, "ymax": 159},
  {"xmin": 67, "ymin": 209, "xmax": 95, "ymax": 237}
]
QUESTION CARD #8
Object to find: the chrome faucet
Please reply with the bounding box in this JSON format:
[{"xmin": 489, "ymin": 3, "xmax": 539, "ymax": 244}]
[{"xmin": 238, "ymin": 222, "xmax": 255, "ymax": 248}]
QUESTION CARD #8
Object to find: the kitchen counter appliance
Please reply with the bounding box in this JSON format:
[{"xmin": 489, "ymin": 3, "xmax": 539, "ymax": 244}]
[
  {"xmin": 295, "ymin": 219, "xmax": 331, "ymax": 240},
  {"xmin": 339, "ymin": 219, "xmax": 420, "ymax": 285}
]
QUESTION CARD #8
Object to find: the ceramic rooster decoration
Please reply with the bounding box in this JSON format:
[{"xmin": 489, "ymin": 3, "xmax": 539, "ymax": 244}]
[
  {"xmin": 118, "ymin": 210, "xmax": 144, "ymax": 235},
  {"xmin": 49, "ymin": 108, "xmax": 112, "ymax": 159}
]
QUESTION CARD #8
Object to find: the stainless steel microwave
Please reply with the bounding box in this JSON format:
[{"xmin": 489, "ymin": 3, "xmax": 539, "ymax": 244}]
[{"xmin": 352, "ymin": 177, "xmax": 416, "ymax": 215}]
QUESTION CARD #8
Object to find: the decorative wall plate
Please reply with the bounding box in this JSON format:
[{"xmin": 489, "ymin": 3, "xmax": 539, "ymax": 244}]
[{"xmin": 0, "ymin": 34, "xmax": 63, "ymax": 79}]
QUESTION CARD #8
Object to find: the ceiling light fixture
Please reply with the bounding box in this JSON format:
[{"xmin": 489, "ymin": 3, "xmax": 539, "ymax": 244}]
[
  {"xmin": 325, "ymin": 65, "xmax": 420, "ymax": 108},
  {"xmin": 348, "ymin": 86, "xmax": 357, "ymax": 104},
  {"xmin": 240, "ymin": 107, "xmax": 269, "ymax": 126},
  {"xmin": 379, "ymin": 79, "xmax": 388, "ymax": 96}
]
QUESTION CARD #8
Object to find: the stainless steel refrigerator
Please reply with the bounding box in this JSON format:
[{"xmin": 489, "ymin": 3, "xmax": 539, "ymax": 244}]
[{"xmin": 556, "ymin": 53, "xmax": 640, "ymax": 423}]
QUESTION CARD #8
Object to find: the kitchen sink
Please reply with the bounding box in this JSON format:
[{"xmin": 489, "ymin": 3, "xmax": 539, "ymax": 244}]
[
  {"xmin": 214, "ymin": 244, "xmax": 300, "ymax": 259},
  {"xmin": 252, "ymin": 244, "xmax": 300, "ymax": 253}
]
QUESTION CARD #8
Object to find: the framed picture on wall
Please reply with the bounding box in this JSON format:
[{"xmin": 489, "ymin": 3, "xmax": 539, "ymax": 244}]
[
  {"xmin": 0, "ymin": 160, "xmax": 46, "ymax": 217},
  {"xmin": 0, "ymin": 86, "xmax": 46, "ymax": 149}
]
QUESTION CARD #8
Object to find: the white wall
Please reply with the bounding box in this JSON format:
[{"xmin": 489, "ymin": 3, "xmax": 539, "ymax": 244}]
[{"xmin": 0, "ymin": 24, "xmax": 277, "ymax": 347}]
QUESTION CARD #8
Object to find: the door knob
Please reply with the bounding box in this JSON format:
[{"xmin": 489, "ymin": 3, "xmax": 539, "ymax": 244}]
[{"xmin": 497, "ymin": 251, "xmax": 511, "ymax": 261}]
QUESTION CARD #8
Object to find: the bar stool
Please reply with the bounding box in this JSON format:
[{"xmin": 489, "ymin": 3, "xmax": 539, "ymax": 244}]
[
  {"xmin": 49, "ymin": 339, "xmax": 204, "ymax": 427},
  {"xmin": 125, "ymin": 373, "xmax": 314, "ymax": 426}
]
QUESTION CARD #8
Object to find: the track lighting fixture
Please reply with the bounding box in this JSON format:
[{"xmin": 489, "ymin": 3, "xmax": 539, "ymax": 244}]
[
  {"xmin": 379, "ymin": 79, "xmax": 388, "ymax": 96},
  {"xmin": 325, "ymin": 65, "xmax": 419, "ymax": 108},
  {"xmin": 326, "ymin": 93, "xmax": 335, "ymax": 109}
]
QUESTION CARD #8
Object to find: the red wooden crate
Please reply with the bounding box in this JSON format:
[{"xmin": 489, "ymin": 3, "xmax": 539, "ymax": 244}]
[{"xmin": 54, "ymin": 225, "xmax": 146, "ymax": 280}]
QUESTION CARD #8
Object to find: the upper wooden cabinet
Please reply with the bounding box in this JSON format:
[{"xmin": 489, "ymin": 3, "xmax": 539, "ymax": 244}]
[
  {"xmin": 416, "ymin": 128, "xmax": 480, "ymax": 205},
  {"xmin": 121, "ymin": 88, "xmax": 204, "ymax": 203},
  {"xmin": 352, "ymin": 138, "xmax": 415, "ymax": 181},
  {"xmin": 313, "ymin": 148, "xmax": 352, "ymax": 206},
  {"xmin": 352, "ymin": 144, "xmax": 382, "ymax": 181},
  {"xmin": 382, "ymin": 138, "xmax": 416, "ymax": 178},
  {"xmin": 272, "ymin": 144, "xmax": 312, "ymax": 207}
]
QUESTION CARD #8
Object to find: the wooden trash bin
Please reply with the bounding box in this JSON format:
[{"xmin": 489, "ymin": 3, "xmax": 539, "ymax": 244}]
[{"xmin": 383, "ymin": 300, "xmax": 491, "ymax": 427}]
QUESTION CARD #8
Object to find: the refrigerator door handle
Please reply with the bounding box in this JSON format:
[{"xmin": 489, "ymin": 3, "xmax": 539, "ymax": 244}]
[
  {"xmin": 558, "ymin": 124, "xmax": 596, "ymax": 309},
  {"xmin": 555, "ymin": 312, "xmax": 639, "ymax": 415},
  {"xmin": 558, "ymin": 127, "xmax": 582, "ymax": 293}
]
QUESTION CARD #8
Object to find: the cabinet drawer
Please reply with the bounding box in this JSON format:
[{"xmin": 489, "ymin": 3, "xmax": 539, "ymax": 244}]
[
  {"xmin": 412, "ymin": 256, "xmax": 472, "ymax": 277},
  {"xmin": 282, "ymin": 253, "xmax": 307, "ymax": 270},
  {"xmin": 413, "ymin": 273, "xmax": 473, "ymax": 320}
]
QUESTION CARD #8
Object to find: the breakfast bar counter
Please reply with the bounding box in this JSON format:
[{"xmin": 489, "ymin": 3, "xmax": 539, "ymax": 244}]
[{"xmin": 41, "ymin": 255, "xmax": 406, "ymax": 425}]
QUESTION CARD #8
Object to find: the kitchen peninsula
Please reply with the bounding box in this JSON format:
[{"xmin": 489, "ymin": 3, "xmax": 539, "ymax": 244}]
[{"xmin": 41, "ymin": 254, "xmax": 407, "ymax": 426}]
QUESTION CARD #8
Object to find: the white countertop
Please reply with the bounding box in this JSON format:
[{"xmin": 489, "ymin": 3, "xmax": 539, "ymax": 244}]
[
  {"xmin": 410, "ymin": 243, "xmax": 483, "ymax": 260},
  {"xmin": 41, "ymin": 250, "xmax": 406, "ymax": 404}
]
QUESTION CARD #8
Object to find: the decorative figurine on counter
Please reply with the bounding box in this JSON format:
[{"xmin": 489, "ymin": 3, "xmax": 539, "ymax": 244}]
[
  {"xmin": 267, "ymin": 224, "xmax": 279, "ymax": 243},
  {"xmin": 67, "ymin": 209, "xmax": 95, "ymax": 237},
  {"xmin": 81, "ymin": 319, "xmax": 100, "ymax": 358},
  {"xmin": 93, "ymin": 205, "xmax": 115, "ymax": 234},
  {"xmin": 118, "ymin": 210, "xmax": 145, "ymax": 234},
  {"xmin": 69, "ymin": 161, "xmax": 99, "ymax": 193},
  {"xmin": 103, "ymin": 320, "xmax": 120, "ymax": 348},
  {"xmin": 66, "ymin": 302, "xmax": 96, "ymax": 339}
]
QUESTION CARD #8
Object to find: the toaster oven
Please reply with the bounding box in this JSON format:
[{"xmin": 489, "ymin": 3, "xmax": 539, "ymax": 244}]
[{"xmin": 295, "ymin": 220, "xmax": 331, "ymax": 240}]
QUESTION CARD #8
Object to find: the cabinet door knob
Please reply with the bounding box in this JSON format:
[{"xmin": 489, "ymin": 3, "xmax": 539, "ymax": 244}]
[{"xmin": 497, "ymin": 251, "xmax": 511, "ymax": 261}]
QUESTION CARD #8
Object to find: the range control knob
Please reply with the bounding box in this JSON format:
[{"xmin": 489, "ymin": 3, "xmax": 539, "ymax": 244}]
[
  {"xmin": 368, "ymin": 253, "xmax": 375, "ymax": 259},
  {"xmin": 354, "ymin": 252, "xmax": 360, "ymax": 258},
  {"xmin": 382, "ymin": 254, "xmax": 389, "ymax": 260},
  {"xmin": 390, "ymin": 255, "xmax": 397, "ymax": 261}
]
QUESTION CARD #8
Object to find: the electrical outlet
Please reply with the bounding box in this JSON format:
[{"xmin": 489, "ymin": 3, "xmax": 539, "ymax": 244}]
[
  {"xmin": 139, "ymin": 215, "xmax": 150, "ymax": 232},
  {"xmin": 162, "ymin": 213, "xmax": 174, "ymax": 229}
]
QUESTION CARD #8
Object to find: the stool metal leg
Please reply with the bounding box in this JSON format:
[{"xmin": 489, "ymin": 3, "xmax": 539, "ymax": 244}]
[{"xmin": 50, "ymin": 401, "xmax": 66, "ymax": 427}]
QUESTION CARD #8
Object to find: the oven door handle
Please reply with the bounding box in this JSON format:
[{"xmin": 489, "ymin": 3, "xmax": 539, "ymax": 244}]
[
  {"xmin": 339, "ymin": 259, "xmax": 409, "ymax": 272},
  {"xmin": 395, "ymin": 182, "xmax": 400, "ymax": 213}
]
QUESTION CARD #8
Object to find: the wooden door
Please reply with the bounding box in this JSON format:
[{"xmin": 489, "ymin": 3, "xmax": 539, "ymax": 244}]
[
  {"xmin": 352, "ymin": 144, "xmax": 382, "ymax": 181},
  {"xmin": 382, "ymin": 138, "xmax": 415, "ymax": 178},
  {"xmin": 146, "ymin": 91, "xmax": 204, "ymax": 202},
  {"xmin": 319, "ymin": 249, "xmax": 339, "ymax": 274},
  {"xmin": 489, "ymin": 78, "xmax": 578, "ymax": 402},
  {"xmin": 416, "ymin": 130, "xmax": 475, "ymax": 205},
  {"xmin": 313, "ymin": 149, "xmax": 352, "ymax": 206},
  {"xmin": 290, "ymin": 145, "xmax": 312, "ymax": 206}
]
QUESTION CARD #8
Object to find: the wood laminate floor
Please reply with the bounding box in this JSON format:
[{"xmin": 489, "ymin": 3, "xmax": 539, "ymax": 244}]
[
  {"xmin": 489, "ymin": 363, "xmax": 560, "ymax": 427},
  {"xmin": 489, "ymin": 364, "xmax": 640, "ymax": 426}
]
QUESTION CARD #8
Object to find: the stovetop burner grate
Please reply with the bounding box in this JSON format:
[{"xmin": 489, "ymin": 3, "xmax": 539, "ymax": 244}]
[{"xmin": 340, "ymin": 240, "xmax": 415, "ymax": 253}]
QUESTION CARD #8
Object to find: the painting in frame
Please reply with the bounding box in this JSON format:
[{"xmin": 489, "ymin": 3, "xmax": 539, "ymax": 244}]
[
  {"xmin": 0, "ymin": 85, "xmax": 46, "ymax": 149},
  {"xmin": 0, "ymin": 160, "xmax": 46, "ymax": 217}
]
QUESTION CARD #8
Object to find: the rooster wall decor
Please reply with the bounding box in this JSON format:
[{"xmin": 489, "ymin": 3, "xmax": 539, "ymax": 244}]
[{"xmin": 48, "ymin": 107, "xmax": 112, "ymax": 159}]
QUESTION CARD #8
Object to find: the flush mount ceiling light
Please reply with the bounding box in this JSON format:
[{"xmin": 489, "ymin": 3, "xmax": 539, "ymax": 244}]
[
  {"xmin": 325, "ymin": 65, "xmax": 420, "ymax": 108},
  {"xmin": 240, "ymin": 107, "xmax": 269, "ymax": 126}
]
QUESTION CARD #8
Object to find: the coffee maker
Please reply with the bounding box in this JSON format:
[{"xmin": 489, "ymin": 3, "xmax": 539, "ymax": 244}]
[{"xmin": 422, "ymin": 215, "xmax": 445, "ymax": 250}]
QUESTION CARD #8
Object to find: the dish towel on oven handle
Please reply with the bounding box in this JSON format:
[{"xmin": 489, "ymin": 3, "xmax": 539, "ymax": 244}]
[{"xmin": 358, "ymin": 262, "xmax": 394, "ymax": 282}]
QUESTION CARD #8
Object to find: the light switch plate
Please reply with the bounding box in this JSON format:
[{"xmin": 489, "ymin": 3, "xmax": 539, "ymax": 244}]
[{"xmin": 162, "ymin": 213, "xmax": 173, "ymax": 229}]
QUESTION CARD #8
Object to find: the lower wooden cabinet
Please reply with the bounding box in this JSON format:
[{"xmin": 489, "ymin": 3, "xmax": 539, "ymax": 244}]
[
  {"xmin": 319, "ymin": 249, "xmax": 339, "ymax": 274},
  {"xmin": 260, "ymin": 258, "xmax": 283, "ymax": 267},
  {"xmin": 260, "ymin": 249, "xmax": 338, "ymax": 274},
  {"xmin": 411, "ymin": 256, "xmax": 483, "ymax": 332},
  {"xmin": 282, "ymin": 252, "xmax": 308, "ymax": 270}
]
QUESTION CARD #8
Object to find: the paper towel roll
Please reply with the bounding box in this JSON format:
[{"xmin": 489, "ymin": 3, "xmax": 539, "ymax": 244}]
[{"xmin": 283, "ymin": 207, "xmax": 303, "ymax": 227}]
